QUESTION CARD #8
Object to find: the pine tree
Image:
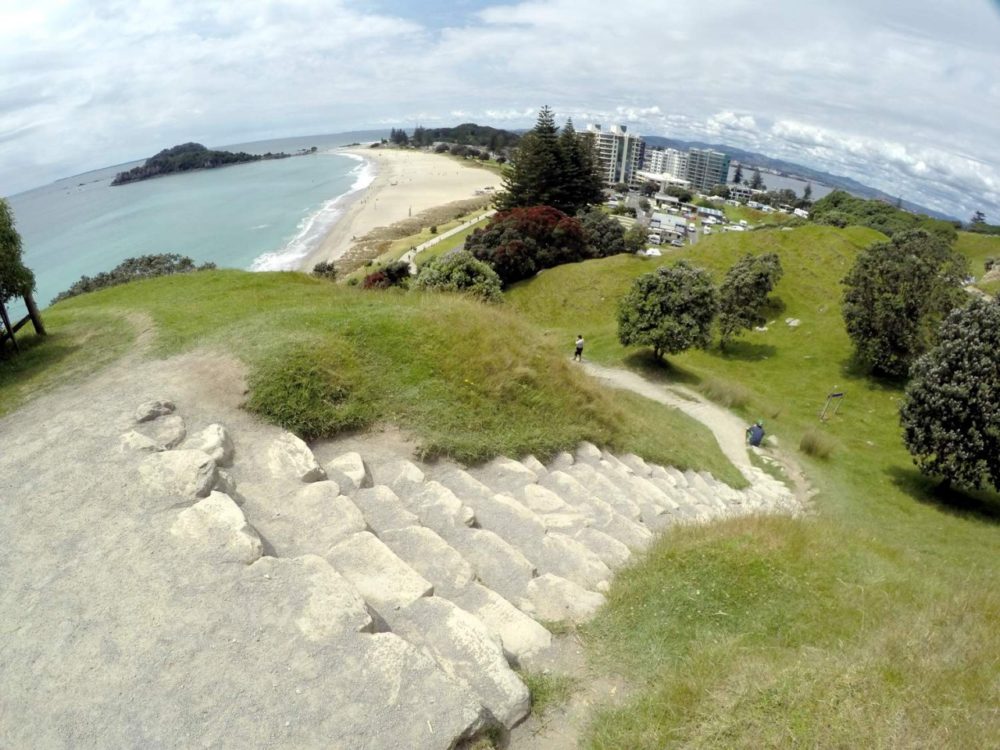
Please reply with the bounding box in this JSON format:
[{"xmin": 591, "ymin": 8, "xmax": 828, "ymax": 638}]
[
  {"xmin": 556, "ymin": 119, "xmax": 605, "ymax": 214},
  {"xmin": 750, "ymin": 168, "xmax": 764, "ymax": 190},
  {"xmin": 496, "ymin": 106, "xmax": 562, "ymax": 211},
  {"xmin": 732, "ymin": 163, "xmax": 743, "ymax": 185}
]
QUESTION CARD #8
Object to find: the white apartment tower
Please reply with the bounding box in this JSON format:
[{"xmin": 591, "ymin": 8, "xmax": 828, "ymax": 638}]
[
  {"xmin": 585, "ymin": 124, "xmax": 646, "ymax": 187},
  {"xmin": 643, "ymin": 147, "xmax": 689, "ymax": 179}
]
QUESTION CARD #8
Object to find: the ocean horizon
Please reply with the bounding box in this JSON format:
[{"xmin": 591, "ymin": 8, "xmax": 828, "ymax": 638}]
[{"xmin": 6, "ymin": 130, "xmax": 387, "ymax": 315}]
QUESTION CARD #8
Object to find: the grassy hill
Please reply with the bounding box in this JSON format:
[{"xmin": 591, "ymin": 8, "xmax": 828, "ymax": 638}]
[
  {"xmin": 0, "ymin": 270, "xmax": 740, "ymax": 486},
  {"xmin": 508, "ymin": 224, "xmax": 1000, "ymax": 747}
]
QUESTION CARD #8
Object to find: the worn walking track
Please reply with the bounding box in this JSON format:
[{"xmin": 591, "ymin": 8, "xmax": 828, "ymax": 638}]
[{"xmin": 0, "ymin": 340, "xmax": 804, "ymax": 749}]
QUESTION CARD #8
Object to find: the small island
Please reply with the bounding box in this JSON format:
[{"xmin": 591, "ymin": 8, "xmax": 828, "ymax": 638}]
[{"xmin": 110, "ymin": 142, "xmax": 316, "ymax": 185}]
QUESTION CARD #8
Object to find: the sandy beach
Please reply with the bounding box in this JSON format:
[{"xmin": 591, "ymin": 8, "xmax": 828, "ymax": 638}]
[{"xmin": 301, "ymin": 147, "xmax": 502, "ymax": 270}]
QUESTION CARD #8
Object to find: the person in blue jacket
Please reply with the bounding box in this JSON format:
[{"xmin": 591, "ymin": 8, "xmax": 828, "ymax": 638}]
[{"xmin": 746, "ymin": 420, "xmax": 765, "ymax": 447}]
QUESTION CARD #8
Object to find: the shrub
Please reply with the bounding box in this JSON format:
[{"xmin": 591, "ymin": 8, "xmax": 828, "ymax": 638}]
[
  {"xmin": 362, "ymin": 260, "xmax": 411, "ymax": 290},
  {"xmin": 718, "ymin": 253, "xmax": 784, "ymax": 347},
  {"xmin": 414, "ymin": 250, "xmax": 502, "ymax": 303},
  {"xmin": 311, "ymin": 260, "xmax": 337, "ymax": 281},
  {"xmin": 466, "ymin": 205, "xmax": 587, "ymax": 285},
  {"xmin": 578, "ymin": 208, "xmax": 627, "ymax": 258},
  {"xmin": 51, "ymin": 253, "xmax": 216, "ymax": 305},
  {"xmin": 700, "ymin": 376, "xmax": 751, "ymax": 408},
  {"xmin": 430, "ymin": 225, "xmax": 438, "ymax": 235},
  {"xmin": 799, "ymin": 428, "xmax": 835, "ymax": 458}
]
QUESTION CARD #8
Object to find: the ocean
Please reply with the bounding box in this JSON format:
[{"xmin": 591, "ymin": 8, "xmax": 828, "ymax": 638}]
[{"xmin": 6, "ymin": 131, "xmax": 386, "ymax": 314}]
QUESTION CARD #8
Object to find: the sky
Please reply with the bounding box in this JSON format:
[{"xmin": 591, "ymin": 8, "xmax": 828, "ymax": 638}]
[{"xmin": 2, "ymin": 0, "xmax": 999, "ymax": 221}]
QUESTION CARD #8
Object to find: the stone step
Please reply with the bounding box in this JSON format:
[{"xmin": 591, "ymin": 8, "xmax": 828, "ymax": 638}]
[
  {"xmin": 460, "ymin": 491, "xmax": 548, "ymax": 560},
  {"xmin": 352, "ymin": 485, "xmax": 420, "ymax": 535},
  {"xmin": 573, "ymin": 527, "xmax": 632, "ymax": 569},
  {"xmin": 379, "ymin": 526, "xmax": 475, "ymax": 596},
  {"xmin": 566, "ymin": 462, "xmax": 642, "ymax": 520},
  {"xmin": 619, "ymin": 452, "xmax": 653, "ymax": 477},
  {"xmin": 325, "ymin": 531, "xmax": 433, "ymax": 621},
  {"xmin": 384, "ymin": 597, "xmax": 531, "ymax": 729},
  {"xmin": 405, "ymin": 481, "xmax": 476, "ymax": 531},
  {"xmin": 468, "ymin": 457, "xmax": 538, "ymax": 494},
  {"xmin": 438, "ymin": 526, "xmax": 535, "ymax": 605},
  {"xmin": 537, "ymin": 533, "xmax": 612, "ymax": 591},
  {"xmin": 324, "ymin": 451, "xmax": 372, "ymax": 494},
  {"xmin": 520, "ymin": 573, "xmax": 606, "ymax": 625},
  {"xmin": 447, "ymin": 582, "xmax": 552, "ymax": 667},
  {"xmin": 370, "ymin": 459, "xmax": 426, "ymax": 499}
]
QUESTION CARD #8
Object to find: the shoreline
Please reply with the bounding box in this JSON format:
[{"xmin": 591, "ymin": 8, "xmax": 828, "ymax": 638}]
[{"xmin": 299, "ymin": 147, "xmax": 502, "ymax": 271}]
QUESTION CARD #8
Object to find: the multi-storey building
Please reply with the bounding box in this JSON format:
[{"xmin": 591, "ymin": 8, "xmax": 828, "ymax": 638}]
[
  {"xmin": 684, "ymin": 148, "xmax": 731, "ymax": 193},
  {"xmin": 643, "ymin": 147, "xmax": 688, "ymax": 179},
  {"xmin": 585, "ymin": 124, "xmax": 646, "ymax": 187}
]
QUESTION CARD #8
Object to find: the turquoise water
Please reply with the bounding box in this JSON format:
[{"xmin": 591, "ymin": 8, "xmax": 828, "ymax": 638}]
[{"xmin": 6, "ymin": 131, "xmax": 385, "ymax": 313}]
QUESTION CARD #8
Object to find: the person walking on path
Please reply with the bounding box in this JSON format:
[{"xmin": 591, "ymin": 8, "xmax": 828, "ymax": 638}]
[{"xmin": 574, "ymin": 335, "xmax": 585, "ymax": 362}]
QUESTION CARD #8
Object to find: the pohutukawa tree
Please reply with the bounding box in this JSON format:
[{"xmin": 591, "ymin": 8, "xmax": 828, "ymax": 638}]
[
  {"xmin": 841, "ymin": 229, "xmax": 968, "ymax": 378},
  {"xmin": 617, "ymin": 261, "xmax": 718, "ymax": 360},
  {"xmin": 718, "ymin": 253, "xmax": 783, "ymax": 347},
  {"xmin": 900, "ymin": 298, "xmax": 1000, "ymax": 491},
  {"xmin": 0, "ymin": 198, "xmax": 45, "ymax": 349}
]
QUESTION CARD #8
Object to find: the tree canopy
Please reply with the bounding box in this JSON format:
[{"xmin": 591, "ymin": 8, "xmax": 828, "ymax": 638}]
[
  {"xmin": 718, "ymin": 253, "xmax": 784, "ymax": 346},
  {"xmin": 0, "ymin": 199, "xmax": 36, "ymax": 305},
  {"xmin": 52, "ymin": 253, "xmax": 216, "ymax": 305},
  {"xmin": 496, "ymin": 107, "xmax": 604, "ymax": 215},
  {"xmin": 841, "ymin": 230, "xmax": 968, "ymax": 378},
  {"xmin": 617, "ymin": 261, "xmax": 718, "ymax": 359},
  {"xmin": 578, "ymin": 208, "xmax": 628, "ymax": 258},
  {"xmin": 810, "ymin": 190, "xmax": 957, "ymax": 242},
  {"xmin": 414, "ymin": 250, "xmax": 502, "ymax": 303},
  {"xmin": 900, "ymin": 298, "xmax": 1000, "ymax": 491},
  {"xmin": 111, "ymin": 143, "xmax": 290, "ymax": 185}
]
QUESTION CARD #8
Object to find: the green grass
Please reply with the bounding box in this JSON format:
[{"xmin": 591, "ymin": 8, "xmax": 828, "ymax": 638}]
[
  {"xmin": 507, "ymin": 224, "xmax": 1000, "ymax": 747},
  {"xmin": 31, "ymin": 269, "xmax": 740, "ymax": 480},
  {"xmin": 956, "ymin": 231, "xmax": 1000, "ymax": 297},
  {"xmin": 0, "ymin": 307, "xmax": 135, "ymax": 417},
  {"xmin": 517, "ymin": 670, "xmax": 579, "ymax": 717}
]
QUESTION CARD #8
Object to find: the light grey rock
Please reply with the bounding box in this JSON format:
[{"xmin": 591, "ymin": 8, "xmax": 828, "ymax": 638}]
[
  {"xmin": 548, "ymin": 451, "xmax": 575, "ymax": 471},
  {"xmin": 385, "ymin": 597, "xmax": 530, "ymax": 729},
  {"xmin": 243, "ymin": 554, "xmax": 373, "ymax": 637},
  {"xmin": 170, "ymin": 491, "xmax": 262, "ymax": 565},
  {"xmin": 539, "ymin": 471, "xmax": 612, "ymax": 524},
  {"xmin": 119, "ymin": 430, "xmax": 157, "ymax": 453},
  {"xmin": 352, "ymin": 485, "xmax": 420, "ymax": 535},
  {"xmin": 184, "ymin": 423, "xmax": 234, "ymax": 466},
  {"xmin": 380, "ymin": 526, "xmax": 474, "ymax": 596},
  {"xmin": 212, "ymin": 469, "xmax": 239, "ymax": 500},
  {"xmin": 574, "ymin": 441, "xmax": 603, "ymax": 465},
  {"xmin": 134, "ymin": 399, "xmax": 175, "ymax": 423},
  {"xmin": 638, "ymin": 501, "xmax": 675, "ymax": 531},
  {"xmin": 325, "ymin": 531, "xmax": 433, "ymax": 616},
  {"xmin": 407, "ymin": 481, "xmax": 475, "ymax": 530},
  {"xmin": 139, "ymin": 449, "xmax": 218, "ymax": 500},
  {"xmin": 573, "ymin": 527, "xmax": 632, "ymax": 569},
  {"xmin": 619, "ymin": 453, "xmax": 653, "ymax": 477},
  {"xmin": 521, "ymin": 573, "xmax": 606, "ymax": 625},
  {"xmin": 372, "ymin": 459, "xmax": 425, "ymax": 498},
  {"xmin": 471, "ymin": 457, "xmax": 537, "ymax": 494},
  {"xmin": 439, "ymin": 527, "xmax": 535, "ymax": 604},
  {"xmin": 538, "ymin": 510, "xmax": 592, "ymax": 533},
  {"xmin": 600, "ymin": 450, "xmax": 634, "ymax": 477},
  {"xmin": 266, "ymin": 433, "xmax": 326, "ymax": 483},
  {"xmin": 516, "ymin": 484, "xmax": 571, "ymax": 515},
  {"xmin": 252, "ymin": 481, "xmax": 367, "ymax": 558},
  {"xmin": 461, "ymin": 492, "xmax": 547, "ymax": 559},
  {"xmin": 567, "ymin": 463, "xmax": 642, "ymax": 520},
  {"xmin": 521, "ymin": 455, "xmax": 547, "ymax": 476},
  {"xmin": 538, "ymin": 533, "xmax": 611, "ymax": 591},
  {"xmin": 325, "ymin": 451, "xmax": 371, "ymax": 492},
  {"xmin": 449, "ymin": 582, "xmax": 552, "ymax": 667},
  {"xmin": 141, "ymin": 414, "xmax": 186, "ymax": 450},
  {"xmin": 435, "ymin": 468, "xmax": 494, "ymax": 502}
]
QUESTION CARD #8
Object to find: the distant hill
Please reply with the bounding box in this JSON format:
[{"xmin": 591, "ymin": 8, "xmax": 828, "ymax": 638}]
[
  {"xmin": 409, "ymin": 124, "xmax": 520, "ymax": 151},
  {"xmin": 643, "ymin": 135, "xmax": 950, "ymax": 220},
  {"xmin": 111, "ymin": 142, "xmax": 302, "ymax": 186}
]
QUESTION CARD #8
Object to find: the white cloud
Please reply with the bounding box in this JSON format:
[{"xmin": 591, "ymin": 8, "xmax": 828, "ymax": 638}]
[{"xmin": 1, "ymin": 0, "xmax": 998, "ymax": 220}]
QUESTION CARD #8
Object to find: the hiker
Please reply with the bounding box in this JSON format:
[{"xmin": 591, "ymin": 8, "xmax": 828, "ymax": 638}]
[
  {"xmin": 746, "ymin": 420, "xmax": 765, "ymax": 447},
  {"xmin": 573, "ymin": 334, "xmax": 584, "ymax": 361}
]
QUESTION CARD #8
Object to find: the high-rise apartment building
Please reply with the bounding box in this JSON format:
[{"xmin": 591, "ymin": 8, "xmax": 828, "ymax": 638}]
[
  {"xmin": 643, "ymin": 147, "xmax": 689, "ymax": 179},
  {"xmin": 684, "ymin": 148, "xmax": 731, "ymax": 193},
  {"xmin": 585, "ymin": 124, "xmax": 646, "ymax": 187}
]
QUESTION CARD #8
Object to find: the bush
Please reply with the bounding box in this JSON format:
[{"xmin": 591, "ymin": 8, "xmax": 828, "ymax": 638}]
[
  {"xmin": 51, "ymin": 253, "xmax": 216, "ymax": 305},
  {"xmin": 578, "ymin": 208, "xmax": 627, "ymax": 258},
  {"xmin": 718, "ymin": 253, "xmax": 784, "ymax": 346},
  {"xmin": 466, "ymin": 205, "xmax": 587, "ymax": 285},
  {"xmin": 414, "ymin": 250, "xmax": 503, "ymax": 303},
  {"xmin": 362, "ymin": 260, "xmax": 411, "ymax": 290},
  {"xmin": 311, "ymin": 260, "xmax": 337, "ymax": 281},
  {"xmin": 799, "ymin": 428, "xmax": 835, "ymax": 458},
  {"xmin": 429, "ymin": 225, "xmax": 438, "ymax": 235}
]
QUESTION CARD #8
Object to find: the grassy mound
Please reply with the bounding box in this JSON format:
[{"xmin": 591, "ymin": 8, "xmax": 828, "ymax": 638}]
[
  {"xmin": 10, "ymin": 269, "xmax": 741, "ymax": 483},
  {"xmin": 508, "ymin": 224, "xmax": 1000, "ymax": 747}
]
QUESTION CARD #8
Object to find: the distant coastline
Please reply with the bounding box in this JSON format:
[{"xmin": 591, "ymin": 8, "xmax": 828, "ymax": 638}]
[{"xmin": 110, "ymin": 142, "xmax": 317, "ymax": 186}]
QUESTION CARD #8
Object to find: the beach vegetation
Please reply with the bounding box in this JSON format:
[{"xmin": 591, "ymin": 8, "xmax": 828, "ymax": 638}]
[
  {"xmin": 503, "ymin": 225, "xmax": 999, "ymax": 748},
  {"xmin": 362, "ymin": 260, "xmax": 410, "ymax": 290},
  {"xmin": 842, "ymin": 229, "xmax": 968, "ymax": 378},
  {"xmin": 311, "ymin": 260, "xmax": 337, "ymax": 281},
  {"xmin": 466, "ymin": 205, "xmax": 588, "ymax": 285},
  {"xmin": 496, "ymin": 107, "xmax": 604, "ymax": 215},
  {"xmin": 900, "ymin": 297, "xmax": 1000, "ymax": 491},
  {"xmin": 717, "ymin": 252, "xmax": 784, "ymax": 347},
  {"xmin": 617, "ymin": 261, "xmax": 718, "ymax": 360},
  {"xmin": 414, "ymin": 250, "xmax": 502, "ymax": 303},
  {"xmin": 50, "ymin": 253, "xmax": 217, "ymax": 306}
]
